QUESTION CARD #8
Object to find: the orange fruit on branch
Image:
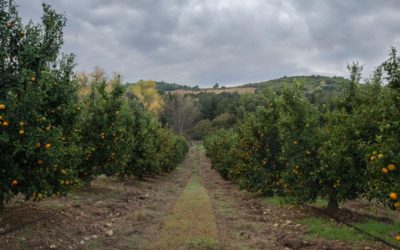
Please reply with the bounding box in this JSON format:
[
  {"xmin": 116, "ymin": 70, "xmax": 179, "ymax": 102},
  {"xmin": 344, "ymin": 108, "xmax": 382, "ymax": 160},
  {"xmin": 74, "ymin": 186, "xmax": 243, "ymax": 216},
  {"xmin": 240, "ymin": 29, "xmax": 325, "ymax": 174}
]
[
  {"xmin": 0, "ymin": 104, "xmax": 5, "ymax": 110},
  {"xmin": 388, "ymin": 163, "xmax": 396, "ymax": 171},
  {"xmin": 381, "ymin": 167, "xmax": 389, "ymax": 174},
  {"xmin": 389, "ymin": 192, "xmax": 398, "ymax": 200},
  {"xmin": 2, "ymin": 121, "xmax": 9, "ymax": 126},
  {"xmin": 11, "ymin": 179, "xmax": 18, "ymax": 186}
]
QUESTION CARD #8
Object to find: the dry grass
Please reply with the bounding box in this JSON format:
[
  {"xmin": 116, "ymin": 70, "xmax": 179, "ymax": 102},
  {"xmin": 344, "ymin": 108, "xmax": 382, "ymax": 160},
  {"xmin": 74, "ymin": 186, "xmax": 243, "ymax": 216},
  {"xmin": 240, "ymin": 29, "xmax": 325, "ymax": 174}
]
[
  {"xmin": 149, "ymin": 177, "xmax": 218, "ymax": 249},
  {"xmin": 169, "ymin": 87, "xmax": 256, "ymax": 95}
]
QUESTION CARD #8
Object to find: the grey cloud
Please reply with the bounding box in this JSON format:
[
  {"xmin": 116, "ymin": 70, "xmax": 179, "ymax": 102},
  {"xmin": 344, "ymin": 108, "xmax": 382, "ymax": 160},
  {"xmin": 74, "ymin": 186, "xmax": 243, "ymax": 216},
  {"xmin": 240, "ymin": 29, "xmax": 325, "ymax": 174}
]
[{"xmin": 17, "ymin": 0, "xmax": 400, "ymax": 86}]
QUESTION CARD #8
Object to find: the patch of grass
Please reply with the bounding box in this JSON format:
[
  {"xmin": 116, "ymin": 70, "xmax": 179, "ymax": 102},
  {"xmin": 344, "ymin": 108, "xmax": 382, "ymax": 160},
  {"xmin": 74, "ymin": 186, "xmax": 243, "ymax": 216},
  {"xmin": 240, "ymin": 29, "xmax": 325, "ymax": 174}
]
[
  {"xmin": 261, "ymin": 196, "xmax": 285, "ymax": 206},
  {"xmin": 15, "ymin": 236, "xmax": 30, "ymax": 249},
  {"xmin": 357, "ymin": 220, "xmax": 400, "ymax": 246},
  {"xmin": 300, "ymin": 217, "xmax": 400, "ymax": 246},
  {"xmin": 126, "ymin": 234, "xmax": 142, "ymax": 249},
  {"xmin": 300, "ymin": 217, "xmax": 367, "ymax": 241},
  {"xmin": 219, "ymin": 203, "xmax": 234, "ymax": 215},
  {"xmin": 186, "ymin": 237, "xmax": 219, "ymax": 249},
  {"xmin": 110, "ymin": 188, "xmax": 124, "ymax": 196},
  {"xmin": 236, "ymin": 221, "xmax": 256, "ymax": 232},
  {"xmin": 68, "ymin": 192, "xmax": 81, "ymax": 201},
  {"xmin": 151, "ymin": 177, "xmax": 218, "ymax": 249},
  {"xmin": 262, "ymin": 196, "xmax": 328, "ymax": 207},
  {"xmin": 238, "ymin": 247, "xmax": 253, "ymax": 250},
  {"xmin": 135, "ymin": 209, "xmax": 152, "ymax": 221},
  {"xmin": 87, "ymin": 241, "xmax": 102, "ymax": 250},
  {"xmin": 198, "ymin": 144, "xmax": 206, "ymax": 153},
  {"xmin": 41, "ymin": 201, "xmax": 64, "ymax": 209},
  {"xmin": 313, "ymin": 198, "xmax": 328, "ymax": 208}
]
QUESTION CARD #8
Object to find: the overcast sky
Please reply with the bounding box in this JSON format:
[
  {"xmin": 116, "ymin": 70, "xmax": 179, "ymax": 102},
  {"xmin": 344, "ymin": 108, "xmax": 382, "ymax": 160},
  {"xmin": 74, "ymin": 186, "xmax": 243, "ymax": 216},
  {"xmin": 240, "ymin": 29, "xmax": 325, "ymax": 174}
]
[{"xmin": 17, "ymin": 0, "xmax": 400, "ymax": 87}]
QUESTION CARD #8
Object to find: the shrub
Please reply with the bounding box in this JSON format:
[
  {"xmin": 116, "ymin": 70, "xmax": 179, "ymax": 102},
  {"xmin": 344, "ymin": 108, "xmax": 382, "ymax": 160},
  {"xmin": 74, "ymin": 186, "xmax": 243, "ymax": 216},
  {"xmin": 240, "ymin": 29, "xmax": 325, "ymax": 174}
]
[{"xmin": 191, "ymin": 119, "xmax": 212, "ymax": 140}]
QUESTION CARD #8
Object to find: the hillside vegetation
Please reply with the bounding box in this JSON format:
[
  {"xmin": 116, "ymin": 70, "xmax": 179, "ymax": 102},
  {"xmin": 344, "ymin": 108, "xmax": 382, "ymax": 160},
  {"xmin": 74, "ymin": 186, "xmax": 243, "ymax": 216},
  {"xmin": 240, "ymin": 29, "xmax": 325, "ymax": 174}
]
[
  {"xmin": 154, "ymin": 75, "xmax": 349, "ymax": 95},
  {"xmin": 155, "ymin": 81, "xmax": 199, "ymax": 92},
  {"xmin": 244, "ymin": 75, "xmax": 350, "ymax": 90}
]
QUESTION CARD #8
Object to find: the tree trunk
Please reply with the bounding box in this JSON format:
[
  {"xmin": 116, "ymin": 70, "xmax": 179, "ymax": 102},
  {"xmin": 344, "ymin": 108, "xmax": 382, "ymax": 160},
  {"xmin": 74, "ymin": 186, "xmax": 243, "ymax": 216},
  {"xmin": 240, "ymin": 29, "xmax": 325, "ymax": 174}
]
[
  {"xmin": 262, "ymin": 190, "xmax": 274, "ymax": 197},
  {"xmin": 0, "ymin": 196, "xmax": 4, "ymax": 213},
  {"xmin": 327, "ymin": 193, "xmax": 339, "ymax": 210},
  {"xmin": 118, "ymin": 173, "xmax": 126, "ymax": 191},
  {"xmin": 82, "ymin": 177, "xmax": 92, "ymax": 188}
]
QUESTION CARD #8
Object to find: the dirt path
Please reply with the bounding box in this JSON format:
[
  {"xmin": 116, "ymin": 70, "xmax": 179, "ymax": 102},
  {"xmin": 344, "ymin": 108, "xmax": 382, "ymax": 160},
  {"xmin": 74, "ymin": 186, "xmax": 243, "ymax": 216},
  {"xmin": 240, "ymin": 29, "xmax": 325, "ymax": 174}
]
[
  {"xmin": 143, "ymin": 143, "xmax": 313, "ymax": 249},
  {"xmin": 0, "ymin": 143, "xmax": 395, "ymax": 249},
  {"xmin": 198, "ymin": 143, "xmax": 306, "ymax": 250}
]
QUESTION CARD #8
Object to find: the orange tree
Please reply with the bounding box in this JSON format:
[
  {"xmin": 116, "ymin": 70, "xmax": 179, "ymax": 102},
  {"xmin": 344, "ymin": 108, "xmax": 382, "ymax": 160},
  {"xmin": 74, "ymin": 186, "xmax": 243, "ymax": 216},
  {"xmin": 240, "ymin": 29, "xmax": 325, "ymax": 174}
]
[
  {"xmin": 276, "ymin": 86, "xmax": 322, "ymax": 204},
  {"xmin": 156, "ymin": 127, "xmax": 188, "ymax": 173},
  {"xmin": 205, "ymin": 91, "xmax": 284, "ymax": 194},
  {"xmin": 233, "ymin": 91, "xmax": 283, "ymax": 195},
  {"xmin": 204, "ymin": 129, "xmax": 239, "ymax": 180},
  {"xmin": 123, "ymin": 97, "xmax": 161, "ymax": 179},
  {"xmin": 119, "ymin": 95, "xmax": 188, "ymax": 178},
  {"xmin": 78, "ymin": 79, "xmax": 127, "ymax": 185},
  {"xmin": 304, "ymin": 63, "xmax": 374, "ymax": 209},
  {"xmin": 364, "ymin": 48, "xmax": 400, "ymax": 210},
  {"xmin": 0, "ymin": 1, "xmax": 81, "ymax": 209},
  {"xmin": 317, "ymin": 108, "xmax": 365, "ymax": 209},
  {"xmin": 317, "ymin": 58, "xmax": 400, "ymax": 210}
]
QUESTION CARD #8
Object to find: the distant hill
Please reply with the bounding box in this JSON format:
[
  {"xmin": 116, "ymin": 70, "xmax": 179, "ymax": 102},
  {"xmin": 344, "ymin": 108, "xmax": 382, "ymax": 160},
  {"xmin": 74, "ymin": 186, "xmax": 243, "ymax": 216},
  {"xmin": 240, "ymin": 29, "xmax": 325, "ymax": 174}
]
[
  {"xmin": 243, "ymin": 75, "xmax": 350, "ymax": 93},
  {"xmin": 155, "ymin": 81, "xmax": 199, "ymax": 92},
  {"xmin": 242, "ymin": 75, "xmax": 351, "ymax": 103},
  {"xmin": 168, "ymin": 87, "xmax": 256, "ymax": 95},
  {"xmin": 153, "ymin": 76, "xmax": 351, "ymax": 101},
  {"xmin": 155, "ymin": 81, "xmax": 255, "ymax": 95}
]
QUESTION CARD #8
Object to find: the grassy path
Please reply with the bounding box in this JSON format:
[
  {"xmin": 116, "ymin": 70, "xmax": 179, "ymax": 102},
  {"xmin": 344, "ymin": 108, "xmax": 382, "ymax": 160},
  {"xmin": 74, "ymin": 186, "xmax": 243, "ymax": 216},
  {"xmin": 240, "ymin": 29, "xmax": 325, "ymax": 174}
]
[
  {"xmin": 152, "ymin": 177, "xmax": 218, "ymax": 249},
  {"xmin": 149, "ymin": 144, "xmax": 218, "ymax": 249}
]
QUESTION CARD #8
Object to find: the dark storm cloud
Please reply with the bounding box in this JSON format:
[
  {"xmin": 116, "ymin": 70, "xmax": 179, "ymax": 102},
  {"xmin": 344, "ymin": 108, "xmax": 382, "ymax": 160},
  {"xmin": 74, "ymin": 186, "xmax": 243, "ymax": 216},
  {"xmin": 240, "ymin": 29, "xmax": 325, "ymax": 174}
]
[{"xmin": 17, "ymin": 0, "xmax": 400, "ymax": 86}]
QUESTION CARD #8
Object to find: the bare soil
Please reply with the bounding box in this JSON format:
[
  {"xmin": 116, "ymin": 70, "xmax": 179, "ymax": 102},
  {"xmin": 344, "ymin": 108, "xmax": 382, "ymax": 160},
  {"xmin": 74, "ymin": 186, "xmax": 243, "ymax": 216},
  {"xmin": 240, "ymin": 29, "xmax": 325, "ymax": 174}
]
[{"xmin": 0, "ymin": 143, "xmax": 398, "ymax": 249}]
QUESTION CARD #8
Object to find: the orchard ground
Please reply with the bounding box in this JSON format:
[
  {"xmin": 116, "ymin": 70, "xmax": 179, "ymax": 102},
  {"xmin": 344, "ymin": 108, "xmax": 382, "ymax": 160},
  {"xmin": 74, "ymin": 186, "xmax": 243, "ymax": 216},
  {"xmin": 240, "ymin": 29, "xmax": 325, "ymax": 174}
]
[{"xmin": 0, "ymin": 143, "xmax": 399, "ymax": 249}]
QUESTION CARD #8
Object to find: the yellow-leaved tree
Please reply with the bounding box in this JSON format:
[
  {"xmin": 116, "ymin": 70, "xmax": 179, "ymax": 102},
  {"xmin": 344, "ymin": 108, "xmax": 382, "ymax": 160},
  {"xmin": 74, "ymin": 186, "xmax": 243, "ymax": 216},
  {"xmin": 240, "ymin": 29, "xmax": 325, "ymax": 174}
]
[{"xmin": 129, "ymin": 80, "xmax": 164, "ymax": 114}]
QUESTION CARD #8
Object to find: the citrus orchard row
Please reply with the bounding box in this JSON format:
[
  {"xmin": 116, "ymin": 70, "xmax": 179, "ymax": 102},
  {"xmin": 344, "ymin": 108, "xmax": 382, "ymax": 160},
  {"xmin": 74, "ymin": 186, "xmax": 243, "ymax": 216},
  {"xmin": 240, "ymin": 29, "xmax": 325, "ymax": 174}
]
[
  {"xmin": 205, "ymin": 49, "xmax": 400, "ymax": 212},
  {"xmin": 0, "ymin": 1, "xmax": 188, "ymax": 210}
]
